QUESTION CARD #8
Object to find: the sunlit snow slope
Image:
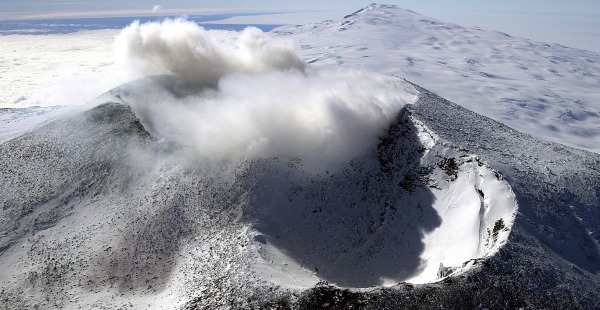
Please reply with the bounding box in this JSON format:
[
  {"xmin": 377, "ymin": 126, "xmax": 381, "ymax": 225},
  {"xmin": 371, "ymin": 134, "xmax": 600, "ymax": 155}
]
[{"xmin": 279, "ymin": 4, "xmax": 600, "ymax": 153}]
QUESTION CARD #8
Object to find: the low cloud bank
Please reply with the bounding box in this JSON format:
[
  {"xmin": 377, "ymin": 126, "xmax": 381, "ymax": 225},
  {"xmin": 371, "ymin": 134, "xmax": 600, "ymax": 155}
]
[{"xmin": 115, "ymin": 19, "xmax": 417, "ymax": 168}]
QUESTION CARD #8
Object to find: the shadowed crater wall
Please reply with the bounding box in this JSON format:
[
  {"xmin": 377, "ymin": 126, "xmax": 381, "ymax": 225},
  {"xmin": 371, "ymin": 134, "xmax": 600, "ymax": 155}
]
[{"xmin": 242, "ymin": 108, "xmax": 517, "ymax": 287}]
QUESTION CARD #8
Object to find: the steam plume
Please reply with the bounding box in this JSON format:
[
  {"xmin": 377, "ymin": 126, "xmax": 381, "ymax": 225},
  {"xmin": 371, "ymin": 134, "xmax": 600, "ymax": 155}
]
[{"xmin": 114, "ymin": 19, "xmax": 417, "ymax": 169}]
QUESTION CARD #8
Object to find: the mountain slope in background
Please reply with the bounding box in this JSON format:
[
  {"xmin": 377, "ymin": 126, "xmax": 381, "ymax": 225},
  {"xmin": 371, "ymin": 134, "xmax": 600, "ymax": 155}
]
[
  {"xmin": 279, "ymin": 4, "xmax": 600, "ymax": 153},
  {"xmin": 0, "ymin": 3, "xmax": 599, "ymax": 309}
]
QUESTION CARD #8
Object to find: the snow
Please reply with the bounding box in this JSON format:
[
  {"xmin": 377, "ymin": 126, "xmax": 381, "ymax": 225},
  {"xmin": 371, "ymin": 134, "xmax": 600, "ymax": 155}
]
[
  {"xmin": 410, "ymin": 83, "xmax": 600, "ymax": 277},
  {"xmin": 0, "ymin": 105, "xmax": 68, "ymax": 143},
  {"xmin": 0, "ymin": 97, "xmax": 519, "ymax": 309},
  {"xmin": 412, "ymin": 148, "xmax": 517, "ymax": 283},
  {"xmin": 278, "ymin": 4, "xmax": 600, "ymax": 153}
]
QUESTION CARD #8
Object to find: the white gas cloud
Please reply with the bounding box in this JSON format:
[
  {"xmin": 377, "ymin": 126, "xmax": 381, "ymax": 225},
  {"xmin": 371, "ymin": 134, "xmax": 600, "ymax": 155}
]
[
  {"xmin": 115, "ymin": 19, "xmax": 305, "ymax": 88},
  {"xmin": 151, "ymin": 5, "xmax": 162, "ymax": 13},
  {"xmin": 114, "ymin": 19, "xmax": 417, "ymax": 169}
]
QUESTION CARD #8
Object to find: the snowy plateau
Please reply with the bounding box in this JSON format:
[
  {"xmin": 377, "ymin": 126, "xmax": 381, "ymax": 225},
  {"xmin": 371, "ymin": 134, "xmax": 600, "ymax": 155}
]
[{"xmin": 1, "ymin": 3, "xmax": 599, "ymax": 309}]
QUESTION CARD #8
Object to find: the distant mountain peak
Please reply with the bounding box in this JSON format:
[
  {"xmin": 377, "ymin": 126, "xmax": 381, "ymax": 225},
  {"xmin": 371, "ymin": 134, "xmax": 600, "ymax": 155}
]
[
  {"xmin": 282, "ymin": 3, "xmax": 600, "ymax": 154},
  {"xmin": 365, "ymin": 3, "xmax": 400, "ymax": 10},
  {"xmin": 344, "ymin": 3, "xmax": 419, "ymax": 19}
]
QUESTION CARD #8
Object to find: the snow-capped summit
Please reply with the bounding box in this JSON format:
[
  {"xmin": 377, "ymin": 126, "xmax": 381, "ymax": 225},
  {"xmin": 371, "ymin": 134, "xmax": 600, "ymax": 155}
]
[
  {"xmin": 343, "ymin": 3, "xmax": 404, "ymax": 18},
  {"xmin": 280, "ymin": 3, "xmax": 600, "ymax": 154}
]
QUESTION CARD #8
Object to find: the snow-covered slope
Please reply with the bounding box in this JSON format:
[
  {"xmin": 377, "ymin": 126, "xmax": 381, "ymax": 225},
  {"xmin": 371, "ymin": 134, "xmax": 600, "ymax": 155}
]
[
  {"xmin": 0, "ymin": 105, "xmax": 68, "ymax": 144},
  {"xmin": 1, "ymin": 75, "xmax": 598, "ymax": 309},
  {"xmin": 278, "ymin": 4, "xmax": 600, "ymax": 153},
  {"xmin": 0, "ymin": 88, "xmax": 519, "ymax": 308}
]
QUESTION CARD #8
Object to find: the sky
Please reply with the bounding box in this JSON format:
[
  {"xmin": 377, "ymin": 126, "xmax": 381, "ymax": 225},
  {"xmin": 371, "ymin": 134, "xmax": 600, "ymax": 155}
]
[{"xmin": 0, "ymin": 0, "xmax": 599, "ymax": 52}]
